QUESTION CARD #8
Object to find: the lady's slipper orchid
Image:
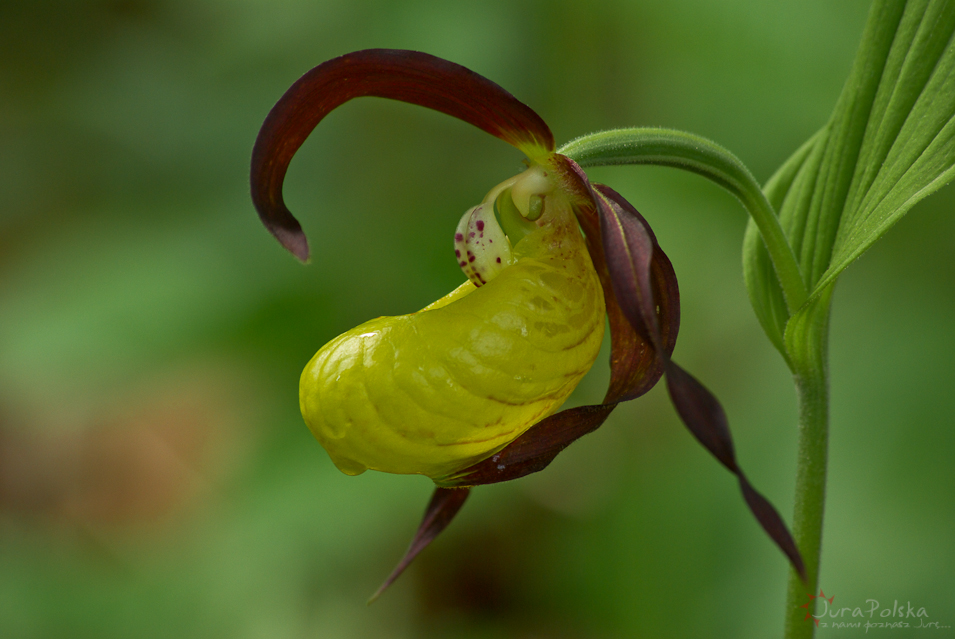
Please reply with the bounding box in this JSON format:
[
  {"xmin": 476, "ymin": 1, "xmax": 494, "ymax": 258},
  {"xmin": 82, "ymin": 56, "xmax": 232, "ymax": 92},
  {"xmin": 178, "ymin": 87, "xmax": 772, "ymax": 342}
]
[{"xmin": 251, "ymin": 49, "xmax": 804, "ymax": 596}]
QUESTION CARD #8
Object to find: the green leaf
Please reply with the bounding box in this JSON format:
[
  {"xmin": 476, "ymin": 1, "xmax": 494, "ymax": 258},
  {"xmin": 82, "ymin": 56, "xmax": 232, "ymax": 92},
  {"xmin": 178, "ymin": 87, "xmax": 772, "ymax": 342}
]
[
  {"xmin": 821, "ymin": 0, "xmax": 955, "ymax": 294},
  {"xmin": 743, "ymin": 133, "xmax": 820, "ymax": 362},
  {"xmin": 744, "ymin": 0, "xmax": 955, "ymax": 359}
]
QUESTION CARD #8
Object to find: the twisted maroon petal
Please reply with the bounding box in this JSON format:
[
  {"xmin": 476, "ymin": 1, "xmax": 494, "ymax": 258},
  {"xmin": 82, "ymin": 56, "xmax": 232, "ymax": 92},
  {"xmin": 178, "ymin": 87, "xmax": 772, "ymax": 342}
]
[
  {"xmin": 251, "ymin": 49, "xmax": 554, "ymax": 260},
  {"xmin": 594, "ymin": 184, "xmax": 805, "ymax": 582},
  {"xmin": 369, "ymin": 487, "xmax": 470, "ymax": 603}
]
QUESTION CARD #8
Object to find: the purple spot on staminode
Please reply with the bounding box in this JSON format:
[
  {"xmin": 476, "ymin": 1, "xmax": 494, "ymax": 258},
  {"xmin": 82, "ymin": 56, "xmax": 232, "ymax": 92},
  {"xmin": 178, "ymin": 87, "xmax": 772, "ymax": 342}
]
[
  {"xmin": 476, "ymin": 220, "xmax": 485, "ymax": 231},
  {"xmin": 468, "ymin": 255, "xmax": 475, "ymax": 263},
  {"xmin": 455, "ymin": 249, "xmax": 460, "ymax": 257},
  {"xmin": 459, "ymin": 261, "xmax": 467, "ymax": 267},
  {"xmin": 496, "ymin": 257, "xmax": 501, "ymax": 263},
  {"xmin": 469, "ymin": 232, "xmax": 475, "ymax": 238},
  {"xmin": 455, "ymin": 233, "xmax": 464, "ymax": 242}
]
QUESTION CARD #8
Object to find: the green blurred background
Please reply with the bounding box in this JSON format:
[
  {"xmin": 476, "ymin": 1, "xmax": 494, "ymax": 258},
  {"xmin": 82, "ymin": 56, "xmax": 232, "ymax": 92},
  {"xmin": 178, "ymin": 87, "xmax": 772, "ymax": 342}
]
[{"xmin": 1, "ymin": 0, "xmax": 952, "ymax": 637}]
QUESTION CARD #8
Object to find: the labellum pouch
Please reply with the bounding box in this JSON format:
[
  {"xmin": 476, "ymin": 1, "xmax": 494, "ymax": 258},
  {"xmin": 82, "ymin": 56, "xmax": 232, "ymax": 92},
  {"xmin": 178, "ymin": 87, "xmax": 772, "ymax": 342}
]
[{"xmin": 299, "ymin": 201, "xmax": 605, "ymax": 480}]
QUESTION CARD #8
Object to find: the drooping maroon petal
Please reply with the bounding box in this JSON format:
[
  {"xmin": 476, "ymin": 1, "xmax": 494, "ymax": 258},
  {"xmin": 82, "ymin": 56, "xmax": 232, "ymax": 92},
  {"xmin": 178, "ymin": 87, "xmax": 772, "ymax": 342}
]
[
  {"xmin": 251, "ymin": 49, "xmax": 554, "ymax": 260},
  {"xmin": 663, "ymin": 360, "xmax": 737, "ymax": 472},
  {"xmin": 369, "ymin": 487, "xmax": 470, "ymax": 603},
  {"xmin": 437, "ymin": 157, "xmax": 680, "ymax": 488},
  {"xmin": 438, "ymin": 404, "xmax": 617, "ymax": 487},
  {"xmin": 594, "ymin": 185, "xmax": 806, "ymax": 581}
]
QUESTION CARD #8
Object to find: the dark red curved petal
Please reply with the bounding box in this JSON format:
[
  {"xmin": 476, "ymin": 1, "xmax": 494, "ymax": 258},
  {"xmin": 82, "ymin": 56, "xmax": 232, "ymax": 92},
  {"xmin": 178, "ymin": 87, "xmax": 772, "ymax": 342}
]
[
  {"xmin": 251, "ymin": 49, "xmax": 554, "ymax": 260},
  {"xmin": 594, "ymin": 184, "xmax": 805, "ymax": 581},
  {"xmin": 369, "ymin": 487, "xmax": 470, "ymax": 603}
]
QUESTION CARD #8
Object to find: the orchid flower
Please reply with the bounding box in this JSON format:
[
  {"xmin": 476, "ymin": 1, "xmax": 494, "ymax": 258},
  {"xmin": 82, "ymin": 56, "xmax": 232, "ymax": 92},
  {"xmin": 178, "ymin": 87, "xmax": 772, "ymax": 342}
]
[{"xmin": 250, "ymin": 49, "xmax": 804, "ymax": 597}]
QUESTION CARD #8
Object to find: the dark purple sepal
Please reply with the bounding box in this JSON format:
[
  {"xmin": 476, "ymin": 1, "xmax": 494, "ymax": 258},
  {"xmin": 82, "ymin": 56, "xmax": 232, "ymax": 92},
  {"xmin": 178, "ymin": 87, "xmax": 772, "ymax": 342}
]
[
  {"xmin": 369, "ymin": 487, "xmax": 470, "ymax": 603},
  {"xmin": 251, "ymin": 49, "xmax": 554, "ymax": 260},
  {"xmin": 593, "ymin": 185, "xmax": 806, "ymax": 581},
  {"xmin": 436, "ymin": 404, "xmax": 617, "ymax": 487},
  {"xmin": 557, "ymin": 158, "xmax": 680, "ymax": 402}
]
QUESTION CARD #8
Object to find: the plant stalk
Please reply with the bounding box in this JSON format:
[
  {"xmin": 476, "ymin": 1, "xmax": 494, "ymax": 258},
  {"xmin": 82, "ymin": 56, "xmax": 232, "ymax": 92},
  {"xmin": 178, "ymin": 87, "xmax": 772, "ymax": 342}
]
[{"xmin": 782, "ymin": 291, "xmax": 833, "ymax": 639}]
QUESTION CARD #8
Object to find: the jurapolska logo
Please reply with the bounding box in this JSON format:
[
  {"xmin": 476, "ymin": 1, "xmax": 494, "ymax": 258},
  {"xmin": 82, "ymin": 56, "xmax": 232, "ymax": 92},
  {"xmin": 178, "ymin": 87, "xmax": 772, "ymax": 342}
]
[
  {"xmin": 800, "ymin": 590, "xmax": 951, "ymax": 631},
  {"xmin": 802, "ymin": 590, "xmax": 834, "ymax": 627}
]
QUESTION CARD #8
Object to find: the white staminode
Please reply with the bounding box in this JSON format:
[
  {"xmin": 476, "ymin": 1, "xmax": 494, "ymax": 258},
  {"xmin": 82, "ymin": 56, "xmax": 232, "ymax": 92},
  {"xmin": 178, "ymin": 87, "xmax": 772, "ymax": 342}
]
[
  {"xmin": 509, "ymin": 165, "xmax": 552, "ymax": 219},
  {"xmin": 454, "ymin": 203, "xmax": 514, "ymax": 287}
]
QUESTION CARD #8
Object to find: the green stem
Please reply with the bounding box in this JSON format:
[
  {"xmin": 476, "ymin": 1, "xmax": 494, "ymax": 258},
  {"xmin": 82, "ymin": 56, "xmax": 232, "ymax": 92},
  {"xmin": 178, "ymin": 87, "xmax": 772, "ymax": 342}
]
[
  {"xmin": 558, "ymin": 128, "xmax": 809, "ymax": 313},
  {"xmin": 783, "ymin": 372, "xmax": 828, "ymax": 638},
  {"xmin": 782, "ymin": 289, "xmax": 833, "ymax": 639}
]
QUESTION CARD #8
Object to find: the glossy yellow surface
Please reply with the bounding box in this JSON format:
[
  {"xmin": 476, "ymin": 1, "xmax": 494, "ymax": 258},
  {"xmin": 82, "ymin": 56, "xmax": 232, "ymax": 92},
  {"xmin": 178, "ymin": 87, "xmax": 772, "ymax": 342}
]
[{"xmin": 300, "ymin": 200, "xmax": 605, "ymax": 480}]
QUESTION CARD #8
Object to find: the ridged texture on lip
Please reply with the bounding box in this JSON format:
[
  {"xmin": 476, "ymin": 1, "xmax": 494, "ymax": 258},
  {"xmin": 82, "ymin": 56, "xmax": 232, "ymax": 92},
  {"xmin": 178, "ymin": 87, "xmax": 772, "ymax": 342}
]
[{"xmin": 299, "ymin": 205, "xmax": 605, "ymax": 479}]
